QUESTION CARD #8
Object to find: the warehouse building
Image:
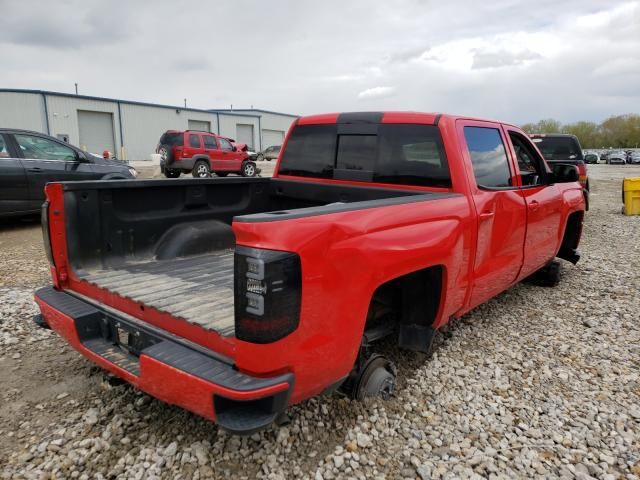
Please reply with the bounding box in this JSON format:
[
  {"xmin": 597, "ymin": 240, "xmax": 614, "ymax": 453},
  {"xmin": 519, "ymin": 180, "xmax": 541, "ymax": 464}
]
[{"xmin": 0, "ymin": 89, "xmax": 297, "ymax": 161}]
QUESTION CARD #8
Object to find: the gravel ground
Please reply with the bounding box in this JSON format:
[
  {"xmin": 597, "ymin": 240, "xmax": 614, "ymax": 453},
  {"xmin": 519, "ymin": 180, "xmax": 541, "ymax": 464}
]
[{"xmin": 1, "ymin": 164, "xmax": 639, "ymax": 479}]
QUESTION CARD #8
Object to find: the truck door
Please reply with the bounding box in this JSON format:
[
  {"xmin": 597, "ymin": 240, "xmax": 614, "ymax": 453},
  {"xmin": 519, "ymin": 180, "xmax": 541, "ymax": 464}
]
[
  {"xmin": 458, "ymin": 122, "xmax": 527, "ymax": 309},
  {"xmin": 0, "ymin": 133, "xmax": 31, "ymax": 215},
  {"xmin": 505, "ymin": 129, "xmax": 564, "ymax": 279}
]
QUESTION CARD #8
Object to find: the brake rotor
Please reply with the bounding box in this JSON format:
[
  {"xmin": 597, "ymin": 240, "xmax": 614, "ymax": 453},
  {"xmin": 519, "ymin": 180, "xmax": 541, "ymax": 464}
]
[{"xmin": 353, "ymin": 354, "xmax": 397, "ymax": 401}]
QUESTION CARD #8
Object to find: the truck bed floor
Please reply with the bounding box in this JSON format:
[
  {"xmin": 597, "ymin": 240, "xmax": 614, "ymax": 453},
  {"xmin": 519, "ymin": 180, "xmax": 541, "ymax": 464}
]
[{"xmin": 76, "ymin": 251, "xmax": 235, "ymax": 336}]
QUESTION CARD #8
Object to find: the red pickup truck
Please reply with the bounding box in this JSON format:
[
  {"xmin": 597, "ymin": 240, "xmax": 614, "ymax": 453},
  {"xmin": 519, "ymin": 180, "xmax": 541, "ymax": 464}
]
[{"xmin": 35, "ymin": 112, "xmax": 585, "ymax": 434}]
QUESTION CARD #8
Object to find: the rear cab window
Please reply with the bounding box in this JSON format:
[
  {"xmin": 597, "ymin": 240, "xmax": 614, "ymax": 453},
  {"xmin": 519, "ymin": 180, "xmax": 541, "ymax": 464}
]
[
  {"xmin": 531, "ymin": 136, "xmax": 583, "ymax": 161},
  {"xmin": 278, "ymin": 124, "xmax": 451, "ymax": 188}
]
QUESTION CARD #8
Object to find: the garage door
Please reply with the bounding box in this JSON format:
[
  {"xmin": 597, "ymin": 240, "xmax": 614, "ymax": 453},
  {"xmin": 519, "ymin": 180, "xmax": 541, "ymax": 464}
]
[
  {"xmin": 236, "ymin": 124, "xmax": 254, "ymax": 150},
  {"xmin": 188, "ymin": 119, "xmax": 210, "ymax": 132},
  {"xmin": 262, "ymin": 129, "xmax": 284, "ymax": 149},
  {"xmin": 78, "ymin": 111, "xmax": 115, "ymax": 155}
]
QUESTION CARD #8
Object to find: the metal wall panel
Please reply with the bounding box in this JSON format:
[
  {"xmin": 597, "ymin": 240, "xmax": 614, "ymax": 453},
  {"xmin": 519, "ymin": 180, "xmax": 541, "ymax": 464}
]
[
  {"xmin": 46, "ymin": 95, "xmax": 122, "ymax": 157},
  {"xmin": 217, "ymin": 114, "xmax": 259, "ymax": 150},
  {"xmin": 188, "ymin": 119, "xmax": 211, "ymax": 132},
  {"xmin": 120, "ymin": 104, "xmax": 218, "ymax": 160},
  {"xmin": 0, "ymin": 92, "xmax": 47, "ymax": 132},
  {"xmin": 262, "ymin": 129, "xmax": 285, "ymax": 149}
]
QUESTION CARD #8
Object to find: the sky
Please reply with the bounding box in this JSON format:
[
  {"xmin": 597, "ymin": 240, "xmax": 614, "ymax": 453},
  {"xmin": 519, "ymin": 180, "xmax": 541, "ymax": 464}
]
[{"xmin": 0, "ymin": 0, "xmax": 638, "ymax": 125}]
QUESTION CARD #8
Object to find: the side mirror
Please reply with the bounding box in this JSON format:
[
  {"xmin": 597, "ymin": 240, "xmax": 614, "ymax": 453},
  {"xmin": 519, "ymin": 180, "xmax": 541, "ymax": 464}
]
[
  {"xmin": 76, "ymin": 151, "xmax": 88, "ymax": 162},
  {"xmin": 551, "ymin": 163, "xmax": 579, "ymax": 183},
  {"xmin": 232, "ymin": 146, "xmax": 237, "ymax": 152}
]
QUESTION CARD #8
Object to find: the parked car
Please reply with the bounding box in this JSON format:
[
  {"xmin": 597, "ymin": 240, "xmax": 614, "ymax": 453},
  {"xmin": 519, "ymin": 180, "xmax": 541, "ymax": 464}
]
[
  {"xmin": 0, "ymin": 128, "xmax": 136, "ymax": 218},
  {"xmin": 607, "ymin": 151, "xmax": 627, "ymax": 164},
  {"xmin": 35, "ymin": 112, "xmax": 585, "ymax": 434},
  {"xmin": 257, "ymin": 145, "xmax": 281, "ymax": 162},
  {"xmin": 157, "ymin": 130, "xmax": 257, "ymax": 178},
  {"xmin": 584, "ymin": 153, "xmax": 599, "ymax": 164},
  {"xmin": 628, "ymin": 152, "xmax": 640, "ymax": 164},
  {"xmin": 529, "ymin": 133, "xmax": 590, "ymax": 209}
]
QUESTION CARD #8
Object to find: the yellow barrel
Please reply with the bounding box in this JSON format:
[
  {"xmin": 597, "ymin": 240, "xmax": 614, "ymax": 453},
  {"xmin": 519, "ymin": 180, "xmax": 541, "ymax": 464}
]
[{"xmin": 623, "ymin": 177, "xmax": 640, "ymax": 215}]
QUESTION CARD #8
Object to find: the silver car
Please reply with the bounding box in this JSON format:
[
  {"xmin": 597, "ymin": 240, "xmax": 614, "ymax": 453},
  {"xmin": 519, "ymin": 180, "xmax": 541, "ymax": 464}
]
[
  {"xmin": 607, "ymin": 151, "xmax": 627, "ymax": 164},
  {"xmin": 629, "ymin": 152, "xmax": 640, "ymax": 164}
]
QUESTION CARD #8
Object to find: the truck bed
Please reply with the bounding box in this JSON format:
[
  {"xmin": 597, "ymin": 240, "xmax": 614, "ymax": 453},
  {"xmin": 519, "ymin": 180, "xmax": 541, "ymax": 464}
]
[
  {"xmin": 76, "ymin": 250, "xmax": 236, "ymax": 336},
  {"xmin": 60, "ymin": 177, "xmax": 422, "ymax": 338}
]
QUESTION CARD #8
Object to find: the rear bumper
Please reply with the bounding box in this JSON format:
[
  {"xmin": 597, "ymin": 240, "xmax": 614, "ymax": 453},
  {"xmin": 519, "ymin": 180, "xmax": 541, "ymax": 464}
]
[
  {"xmin": 34, "ymin": 286, "xmax": 293, "ymax": 434},
  {"xmin": 163, "ymin": 157, "xmax": 197, "ymax": 171}
]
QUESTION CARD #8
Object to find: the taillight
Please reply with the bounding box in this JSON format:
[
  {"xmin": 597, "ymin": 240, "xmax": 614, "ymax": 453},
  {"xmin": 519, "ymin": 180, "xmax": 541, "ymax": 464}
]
[
  {"xmin": 234, "ymin": 246, "xmax": 301, "ymax": 343},
  {"xmin": 41, "ymin": 201, "xmax": 54, "ymax": 265},
  {"xmin": 577, "ymin": 162, "xmax": 588, "ymax": 187}
]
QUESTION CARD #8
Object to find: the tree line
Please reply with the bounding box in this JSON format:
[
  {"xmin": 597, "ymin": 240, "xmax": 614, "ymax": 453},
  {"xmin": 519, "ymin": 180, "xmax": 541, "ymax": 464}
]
[{"xmin": 521, "ymin": 114, "xmax": 640, "ymax": 149}]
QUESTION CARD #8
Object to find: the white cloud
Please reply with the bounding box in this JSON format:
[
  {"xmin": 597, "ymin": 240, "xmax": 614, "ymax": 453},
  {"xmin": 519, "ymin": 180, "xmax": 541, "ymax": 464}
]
[
  {"xmin": 358, "ymin": 86, "xmax": 396, "ymax": 100},
  {"xmin": 0, "ymin": 0, "xmax": 638, "ymax": 124}
]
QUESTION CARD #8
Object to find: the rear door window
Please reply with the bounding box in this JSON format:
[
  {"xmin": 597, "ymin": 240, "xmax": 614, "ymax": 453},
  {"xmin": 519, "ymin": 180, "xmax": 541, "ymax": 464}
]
[
  {"xmin": 463, "ymin": 127, "xmax": 512, "ymax": 188},
  {"xmin": 189, "ymin": 134, "xmax": 201, "ymax": 148}
]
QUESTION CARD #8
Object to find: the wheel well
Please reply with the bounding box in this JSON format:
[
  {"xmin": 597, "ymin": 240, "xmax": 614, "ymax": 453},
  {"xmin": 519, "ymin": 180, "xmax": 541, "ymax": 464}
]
[
  {"xmin": 561, "ymin": 211, "xmax": 583, "ymax": 251},
  {"xmin": 364, "ymin": 265, "xmax": 444, "ymax": 353},
  {"xmin": 557, "ymin": 211, "xmax": 583, "ymax": 264}
]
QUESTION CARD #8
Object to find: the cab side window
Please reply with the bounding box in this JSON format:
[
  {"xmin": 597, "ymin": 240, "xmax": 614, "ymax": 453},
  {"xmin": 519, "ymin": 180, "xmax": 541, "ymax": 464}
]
[
  {"xmin": 218, "ymin": 137, "xmax": 233, "ymax": 151},
  {"xmin": 508, "ymin": 132, "xmax": 546, "ymax": 187},
  {"xmin": 14, "ymin": 134, "xmax": 76, "ymax": 161},
  {"xmin": 463, "ymin": 127, "xmax": 512, "ymax": 188}
]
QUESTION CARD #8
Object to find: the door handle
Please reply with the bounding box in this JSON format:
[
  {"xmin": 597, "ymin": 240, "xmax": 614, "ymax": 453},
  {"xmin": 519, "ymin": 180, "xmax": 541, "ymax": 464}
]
[
  {"xmin": 530, "ymin": 200, "xmax": 540, "ymax": 211},
  {"xmin": 27, "ymin": 167, "xmax": 43, "ymax": 173},
  {"xmin": 479, "ymin": 210, "xmax": 494, "ymax": 220}
]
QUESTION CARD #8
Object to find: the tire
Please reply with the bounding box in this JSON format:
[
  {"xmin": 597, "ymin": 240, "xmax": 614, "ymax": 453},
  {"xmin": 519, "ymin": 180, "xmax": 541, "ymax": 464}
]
[
  {"xmin": 241, "ymin": 162, "xmax": 257, "ymax": 177},
  {"xmin": 216, "ymin": 172, "xmax": 229, "ymax": 177},
  {"xmin": 535, "ymin": 260, "xmax": 561, "ymax": 287},
  {"xmin": 164, "ymin": 169, "xmax": 180, "ymax": 178},
  {"xmin": 256, "ymin": 154, "xmax": 264, "ymax": 162},
  {"xmin": 192, "ymin": 160, "xmax": 211, "ymax": 178},
  {"xmin": 158, "ymin": 145, "xmax": 173, "ymax": 163}
]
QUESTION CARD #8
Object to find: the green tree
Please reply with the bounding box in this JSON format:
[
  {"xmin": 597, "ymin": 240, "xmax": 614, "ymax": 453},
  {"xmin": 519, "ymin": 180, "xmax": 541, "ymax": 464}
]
[
  {"xmin": 561, "ymin": 121, "xmax": 601, "ymax": 148},
  {"xmin": 521, "ymin": 114, "xmax": 640, "ymax": 148}
]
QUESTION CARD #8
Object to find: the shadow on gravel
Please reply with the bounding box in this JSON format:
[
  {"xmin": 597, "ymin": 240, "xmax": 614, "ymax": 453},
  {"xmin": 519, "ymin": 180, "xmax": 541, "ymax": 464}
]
[{"xmin": 0, "ymin": 214, "xmax": 40, "ymax": 233}]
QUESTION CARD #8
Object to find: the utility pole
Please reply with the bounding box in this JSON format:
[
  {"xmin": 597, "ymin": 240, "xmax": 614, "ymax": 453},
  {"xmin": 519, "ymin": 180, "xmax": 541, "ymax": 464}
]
[
  {"xmin": 184, "ymin": 98, "xmax": 187, "ymax": 108},
  {"xmin": 74, "ymin": 83, "xmax": 78, "ymax": 95}
]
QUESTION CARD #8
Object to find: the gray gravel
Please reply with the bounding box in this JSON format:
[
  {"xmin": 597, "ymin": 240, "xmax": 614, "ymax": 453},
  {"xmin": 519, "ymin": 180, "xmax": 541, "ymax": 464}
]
[{"xmin": 1, "ymin": 164, "xmax": 639, "ymax": 479}]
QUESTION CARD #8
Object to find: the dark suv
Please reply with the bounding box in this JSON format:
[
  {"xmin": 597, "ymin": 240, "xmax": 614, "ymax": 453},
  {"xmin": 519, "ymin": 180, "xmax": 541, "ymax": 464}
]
[
  {"xmin": 257, "ymin": 145, "xmax": 281, "ymax": 161},
  {"xmin": 0, "ymin": 129, "xmax": 136, "ymax": 218},
  {"xmin": 157, "ymin": 130, "xmax": 257, "ymax": 178}
]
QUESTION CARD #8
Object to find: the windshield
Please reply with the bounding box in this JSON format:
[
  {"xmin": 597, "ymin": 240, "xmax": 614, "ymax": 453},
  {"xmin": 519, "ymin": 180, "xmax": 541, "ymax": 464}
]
[
  {"xmin": 278, "ymin": 124, "xmax": 451, "ymax": 188},
  {"xmin": 531, "ymin": 136, "xmax": 583, "ymax": 160}
]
